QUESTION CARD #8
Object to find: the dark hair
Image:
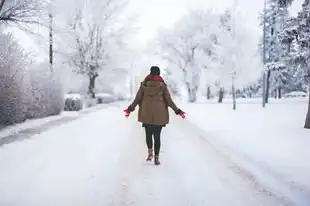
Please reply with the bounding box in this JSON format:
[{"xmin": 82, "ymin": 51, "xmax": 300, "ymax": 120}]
[{"xmin": 150, "ymin": 66, "xmax": 160, "ymax": 76}]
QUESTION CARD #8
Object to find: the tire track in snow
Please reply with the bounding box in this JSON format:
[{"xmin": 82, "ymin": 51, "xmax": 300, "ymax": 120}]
[
  {"xmin": 109, "ymin": 115, "xmax": 190, "ymax": 206},
  {"xmin": 106, "ymin": 119, "xmax": 144, "ymax": 206},
  {"xmin": 101, "ymin": 110, "xmax": 295, "ymax": 206}
]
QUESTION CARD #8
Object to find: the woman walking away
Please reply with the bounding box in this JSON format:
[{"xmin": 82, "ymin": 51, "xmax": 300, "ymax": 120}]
[{"xmin": 123, "ymin": 66, "xmax": 185, "ymax": 165}]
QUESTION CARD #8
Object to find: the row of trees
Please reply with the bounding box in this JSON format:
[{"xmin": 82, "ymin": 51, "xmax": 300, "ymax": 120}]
[
  {"xmin": 154, "ymin": 9, "xmax": 261, "ymax": 104},
  {"xmin": 262, "ymin": 0, "xmax": 310, "ymax": 128},
  {"xmin": 154, "ymin": 1, "xmax": 310, "ymax": 129}
]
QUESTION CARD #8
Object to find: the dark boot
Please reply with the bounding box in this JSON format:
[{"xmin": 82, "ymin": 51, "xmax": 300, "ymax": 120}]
[
  {"xmin": 146, "ymin": 149, "xmax": 153, "ymax": 161},
  {"xmin": 154, "ymin": 155, "xmax": 160, "ymax": 165}
]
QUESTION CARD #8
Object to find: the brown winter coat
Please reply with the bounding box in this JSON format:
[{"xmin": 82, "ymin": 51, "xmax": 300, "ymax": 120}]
[{"xmin": 129, "ymin": 78, "xmax": 179, "ymax": 126}]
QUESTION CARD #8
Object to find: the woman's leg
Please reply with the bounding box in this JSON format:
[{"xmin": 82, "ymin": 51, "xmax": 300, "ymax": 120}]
[
  {"xmin": 153, "ymin": 126, "xmax": 163, "ymax": 156},
  {"xmin": 145, "ymin": 126, "xmax": 154, "ymax": 161},
  {"xmin": 144, "ymin": 126, "xmax": 153, "ymax": 150}
]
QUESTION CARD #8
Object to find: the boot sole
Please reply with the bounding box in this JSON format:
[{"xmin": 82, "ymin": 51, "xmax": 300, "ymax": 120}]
[{"xmin": 146, "ymin": 156, "xmax": 153, "ymax": 161}]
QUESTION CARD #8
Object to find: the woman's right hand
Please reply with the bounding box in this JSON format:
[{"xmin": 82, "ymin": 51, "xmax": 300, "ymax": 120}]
[{"xmin": 123, "ymin": 109, "xmax": 131, "ymax": 118}]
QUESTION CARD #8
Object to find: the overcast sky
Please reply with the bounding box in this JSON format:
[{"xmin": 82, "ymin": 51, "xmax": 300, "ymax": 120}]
[
  {"xmin": 125, "ymin": 0, "xmax": 303, "ymax": 77},
  {"xmin": 127, "ymin": 0, "xmax": 303, "ymax": 43},
  {"xmin": 13, "ymin": 0, "xmax": 304, "ymax": 62}
]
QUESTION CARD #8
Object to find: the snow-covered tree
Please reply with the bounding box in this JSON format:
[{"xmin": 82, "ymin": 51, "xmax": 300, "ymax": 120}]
[
  {"xmin": 213, "ymin": 10, "xmax": 231, "ymax": 103},
  {"xmin": 156, "ymin": 10, "xmax": 219, "ymax": 102},
  {"xmin": 212, "ymin": 9, "xmax": 262, "ymax": 108},
  {"xmin": 162, "ymin": 67, "xmax": 180, "ymax": 96},
  {"xmin": 262, "ymin": 0, "xmax": 294, "ymax": 102},
  {"xmin": 53, "ymin": 0, "xmax": 134, "ymax": 98},
  {"xmin": 280, "ymin": 0, "xmax": 310, "ymax": 128},
  {"xmin": 155, "ymin": 9, "xmax": 262, "ymax": 105},
  {"xmin": 277, "ymin": 17, "xmax": 304, "ymax": 94},
  {"xmin": 293, "ymin": 0, "xmax": 310, "ymax": 128},
  {"xmin": 69, "ymin": 13, "xmax": 102, "ymax": 98},
  {"xmin": 240, "ymin": 82, "xmax": 261, "ymax": 98},
  {"xmin": 0, "ymin": 0, "xmax": 45, "ymax": 30}
]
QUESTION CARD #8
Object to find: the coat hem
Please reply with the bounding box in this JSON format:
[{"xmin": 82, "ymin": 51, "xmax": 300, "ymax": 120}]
[{"xmin": 142, "ymin": 123, "xmax": 166, "ymax": 127}]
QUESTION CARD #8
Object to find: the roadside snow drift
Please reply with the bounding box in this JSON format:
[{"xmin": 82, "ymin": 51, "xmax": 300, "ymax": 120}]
[{"xmin": 182, "ymin": 99, "xmax": 310, "ymax": 205}]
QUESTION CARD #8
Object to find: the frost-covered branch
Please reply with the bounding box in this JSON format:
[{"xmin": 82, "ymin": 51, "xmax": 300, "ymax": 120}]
[{"xmin": 0, "ymin": 0, "xmax": 44, "ymax": 26}]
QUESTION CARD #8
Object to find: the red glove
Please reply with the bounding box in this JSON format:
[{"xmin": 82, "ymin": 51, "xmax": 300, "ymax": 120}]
[
  {"xmin": 179, "ymin": 112, "xmax": 186, "ymax": 119},
  {"xmin": 123, "ymin": 109, "xmax": 130, "ymax": 118}
]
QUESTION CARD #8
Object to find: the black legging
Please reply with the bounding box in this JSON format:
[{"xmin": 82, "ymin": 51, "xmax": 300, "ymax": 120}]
[{"xmin": 144, "ymin": 125, "xmax": 163, "ymax": 155}]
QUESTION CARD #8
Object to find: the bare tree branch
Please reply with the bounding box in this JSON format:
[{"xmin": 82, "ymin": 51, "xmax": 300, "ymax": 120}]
[
  {"xmin": 0, "ymin": 0, "xmax": 44, "ymax": 28},
  {"xmin": 0, "ymin": 0, "xmax": 6, "ymax": 13}
]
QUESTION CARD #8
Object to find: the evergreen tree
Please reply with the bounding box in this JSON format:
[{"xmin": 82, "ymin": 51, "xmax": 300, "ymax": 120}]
[
  {"xmin": 282, "ymin": 0, "xmax": 310, "ymax": 128},
  {"xmin": 262, "ymin": 0, "xmax": 293, "ymax": 101},
  {"xmin": 295, "ymin": 0, "xmax": 310, "ymax": 128}
]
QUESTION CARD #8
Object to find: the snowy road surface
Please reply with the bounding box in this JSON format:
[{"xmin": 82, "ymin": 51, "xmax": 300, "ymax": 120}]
[{"xmin": 0, "ymin": 107, "xmax": 296, "ymax": 206}]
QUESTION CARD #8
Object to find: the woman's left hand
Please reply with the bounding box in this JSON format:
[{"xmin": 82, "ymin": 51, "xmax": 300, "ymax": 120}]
[
  {"xmin": 176, "ymin": 109, "xmax": 186, "ymax": 119},
  {"xmin": 179, "ymin": 111, "xmax": 186, "ymax": 119}
]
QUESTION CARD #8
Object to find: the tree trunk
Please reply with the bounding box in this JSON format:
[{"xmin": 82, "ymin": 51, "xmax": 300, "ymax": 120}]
[
  {"xmin": 249, "ymin": 92, "xmax": 252, "ymax": 98},
  {"xmin": 88, "ymin": 74, "xmax": 98, "ymax": 99},
  {"xmin": 218, "ymin": 88, "xmax": 224, "ymax": 103},
  {"xmin": 278, "ymin": 87, "xmax": 282, "ymax": 99},
  {"xmin": 305, "ymin": 90, "xmax": 310, "ymax": 129},
  {"xmin": 0, "ymin": 0, "xmax": 6, "ymax": 13},
  {"xmin": 207, "ymin": 86, "xmax": 211, "ymax": 100},
  {"xmin": 262, "ymin": 72, "xmax": 266, "ymax": 107},
  {"xmin": 232, "ymin": 84, "xmax": 236, "ymax": 110},
  {"xmin": 274, "ymin": 90, "xmax": 277, "ymax": 99},
  {"xmin": 49, "ymin": 10, "xmax": 53, "ymax": 74},
  {"xmin": 186, "ymin": 83, "xmax": 197, "ymax": 103},
  {"xmin": 265, "ymin": 70, "xmax": 271, "ymax": 103},
  {"xmin": 188, "ymin": 92, "xmax": 196, "ymax": 103}
]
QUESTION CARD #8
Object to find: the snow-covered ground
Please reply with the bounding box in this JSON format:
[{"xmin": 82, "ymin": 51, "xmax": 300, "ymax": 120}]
[
  {"xmin": 181, "ymin": 98, "xmax": 310, "ymax": 205},
  {"xmin": 0, "ymin": 101, "xmax": 124, "ymax": 141},
  {"xmin": 0, "ymin": 114, "xmax": 66, "ymax": 140},
  {"xmin": 0, "ymin": 99, "xmax": 308, "ymax": 206}
]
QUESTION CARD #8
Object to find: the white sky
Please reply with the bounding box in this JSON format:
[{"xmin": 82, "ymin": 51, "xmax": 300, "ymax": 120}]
[
  {"xmin": 127, "ymin": 0, "xmax": 303, "ymax": 43},
  {"xmin": 12, "ymin": 0, "xmax": 304, "ymax": 62},
  {"xmin": 128, "ymin": 0, "xmax": 262, "ymax": 43},
  {"xmin": 125, "ymin": 0, "xmax": 303, "ymax": 78}
]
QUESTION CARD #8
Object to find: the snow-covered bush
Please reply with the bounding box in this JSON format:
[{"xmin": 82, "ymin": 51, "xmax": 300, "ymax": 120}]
[
  {"xmin": 0, "ymin": 33, "xmax": 64, "ymax": 125},
  {"xmin": 96, "ymin": 93, "xmax": 116, "ymax": 104},
  {"xmin": 284, "ymin": 91, "xmax": 308, "ymax": 98},
  {"xmin": 64, "ymin": 94, "xmax": 83, "ymax": 111},
  {"xmin": 85, "ymin": 97, "xmax": 97, "ymax": 108},
  {"xmin": 26, "ymin": 67, "xmax": 64, "ymax": 118},
  {"xmin": 0, "ymin": 33, "xmax": 28, "ymax": 125}
]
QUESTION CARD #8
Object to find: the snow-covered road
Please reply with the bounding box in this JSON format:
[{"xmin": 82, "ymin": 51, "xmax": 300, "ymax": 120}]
[{"xmin": 0, "ymin": 107, "xmax": 295, "ymax": 206}]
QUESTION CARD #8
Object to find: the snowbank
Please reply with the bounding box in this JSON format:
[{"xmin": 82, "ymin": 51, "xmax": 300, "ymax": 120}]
[
  {"xmin": 0, "ymin": 112, "xmax": 79, "ymax": 140},
  {"xmin": 0, "ymin": 101, "xmax": 128, "ymax": 141},
  {"xmin": 181, "ymin": 99, "xmax": 310, "ymax": 204}
]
